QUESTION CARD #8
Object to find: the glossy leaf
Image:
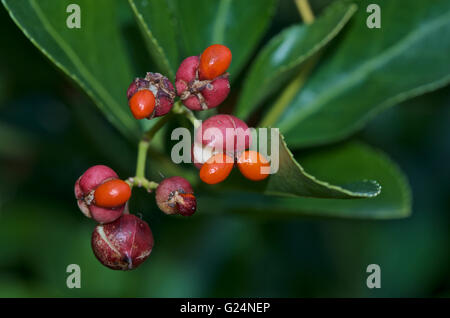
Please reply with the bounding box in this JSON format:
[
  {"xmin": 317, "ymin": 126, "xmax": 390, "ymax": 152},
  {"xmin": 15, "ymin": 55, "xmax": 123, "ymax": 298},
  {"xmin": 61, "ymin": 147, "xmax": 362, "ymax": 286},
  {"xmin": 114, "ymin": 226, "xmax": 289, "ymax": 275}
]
[
  {"xmin": 264, "ymin": 130, "xmax": 380, "ymax": 198},
  {"xmin": 2, "ymin": 0, "xmax": 141, "ymax": 140},
  {"xmin": 277, "ymin": 0, "xmax": 450, "ymax": 148},
  {"xmin": 170, "ymin": 0, "xmax": 277, "ymax": 79},
  {"xmin": 200, "ymin": 142, "xmax": 410, "ymax": 219},
  {"xmin": 128, "ymin": 0, "xmax": 178, "ymax": 80},
  {"xmin": 235, "ymin": 1, "xmax": 357, "ymax": 119}
]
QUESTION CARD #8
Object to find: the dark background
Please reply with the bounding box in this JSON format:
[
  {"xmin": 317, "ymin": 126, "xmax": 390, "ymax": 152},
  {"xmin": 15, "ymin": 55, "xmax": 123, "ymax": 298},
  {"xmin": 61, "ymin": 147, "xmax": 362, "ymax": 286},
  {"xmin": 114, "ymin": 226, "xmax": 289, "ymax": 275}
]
[{"xmin": 0, "ymin": 0, "xmax": 449, "ymax": 297}]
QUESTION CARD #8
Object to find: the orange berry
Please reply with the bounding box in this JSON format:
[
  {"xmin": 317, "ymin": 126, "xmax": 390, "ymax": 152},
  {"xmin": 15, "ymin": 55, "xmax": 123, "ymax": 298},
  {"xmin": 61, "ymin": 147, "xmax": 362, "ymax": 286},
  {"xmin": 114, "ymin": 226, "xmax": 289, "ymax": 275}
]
[
  {"xmin": 237, "ymin": 151, "xmax": 270, "ymax": 181},
  {"xmin": 199, "ymin": 44, "xmax": 232, "ymax": 80},
  {"xmin": 128, "ymin": 89, "xmax": 155, "ymax": 119},
  {"xmin": 199, "ymin": 153, "xmax": 234, "ymax": 184},
  {"xmin": 94, "ymin": 179, "xmax": 131, "ymax": 208}
]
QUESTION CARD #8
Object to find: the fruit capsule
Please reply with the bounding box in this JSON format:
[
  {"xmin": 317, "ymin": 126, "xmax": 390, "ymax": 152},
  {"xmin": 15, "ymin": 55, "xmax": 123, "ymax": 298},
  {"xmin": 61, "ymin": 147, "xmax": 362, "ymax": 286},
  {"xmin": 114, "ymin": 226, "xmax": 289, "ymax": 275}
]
[
  {"xmin": 199, "ymin": 153, "xmax": 234, "ymax": 184},
  {"xmin": 237, "ymin": 151, "xmax": 270, "ymax": 181},
  {"xmin": 91, "ymin": 214, "xmax": 154, "ymax": 270},
  {"xmin": 175, "ymin": 56, "xmax": 230, "ymax": 110},
  {"xmin": 75, "ymin": 165, "xmax": 126, "ymax": 224},
  {"xmin": 128, "ymin": 89, "xmax": 155, "ymax": 119},
  {"xmin": 94, "ymin": 179, "xmax": 131, "ymax": 209},
  {"xmin": 199, "ymin": 44, "xmax": 232, "ymax": 80},
  {"xmin": 155, "ymin": 176, "xmax": 197, "ymax": 216}
]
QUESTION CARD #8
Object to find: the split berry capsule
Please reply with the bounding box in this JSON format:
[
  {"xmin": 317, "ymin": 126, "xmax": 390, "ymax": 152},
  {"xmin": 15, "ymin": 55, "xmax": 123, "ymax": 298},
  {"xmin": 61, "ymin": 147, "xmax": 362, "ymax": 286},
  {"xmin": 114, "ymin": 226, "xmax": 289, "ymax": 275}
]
[
  {"xmin": 176, "ymin": 54, "xmax": 230, "ymax": 111},
  {"xmin": 155, "ymin": 176, "xmax": 197, "ymax": 216},
  {"xmin": 199, "ymin": 44, "xmax": 232, "ymax": 80},
  {"xmin": 127, "ymin": 73, "xmax": 176, "ymax": 119},
  {"xmin": 128, "ymin": 89, "xmax": 155, "ymax": 119},
  {"xmin": 237, "ymin": 150, "xmax": 270, "ymax": 181},
  {"xmin": 74, "ymin": 165, "xmax": 129, "ymax": 224},
  {"xmin": 199, "ymin": 153, "xmax": 234, "ymax": 185}
]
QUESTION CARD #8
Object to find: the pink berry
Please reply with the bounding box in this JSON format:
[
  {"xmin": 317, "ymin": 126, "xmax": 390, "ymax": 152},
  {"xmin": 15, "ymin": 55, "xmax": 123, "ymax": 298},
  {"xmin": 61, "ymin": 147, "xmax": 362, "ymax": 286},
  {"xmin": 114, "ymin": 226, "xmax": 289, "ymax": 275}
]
[
  {"xmin": 196, "ymin": 114, "xmax": 252, "ymax": 155},
  {"xmin": 175, "ymin": 56, "xmax": 230, "ymax": 111},
  {"xmin": 155, "ymin": 177, "xmax": 197, "ymax": 216},
  {"xmin": 74, "ymin": 165, "xmax": 126, "ymax": 224},
  {"xmin": 91, "ymin": 214, "xmax": 154, "ymax": 270}
]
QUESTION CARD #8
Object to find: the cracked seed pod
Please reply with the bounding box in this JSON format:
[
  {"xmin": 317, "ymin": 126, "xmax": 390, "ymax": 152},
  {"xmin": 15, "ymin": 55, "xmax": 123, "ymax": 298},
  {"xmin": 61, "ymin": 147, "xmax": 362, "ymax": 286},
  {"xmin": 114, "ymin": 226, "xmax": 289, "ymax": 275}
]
[
  {"xmin": 127, "ymin": 72, "xmax": 176, "ymax": 118},
  {"xmin": 91, "ymin": 214, "xmax": 154, "ymax": 270},
  {"xmin": 74, "ymin": 165, "xmax": 130, "ymax": 224},
  {"xmin": 155, "ymin": 176, "xmax": 197, "ymax": 216},
  {"xmin": 175, "ymin": 56, "xmax": 230, "ymax": 111}
]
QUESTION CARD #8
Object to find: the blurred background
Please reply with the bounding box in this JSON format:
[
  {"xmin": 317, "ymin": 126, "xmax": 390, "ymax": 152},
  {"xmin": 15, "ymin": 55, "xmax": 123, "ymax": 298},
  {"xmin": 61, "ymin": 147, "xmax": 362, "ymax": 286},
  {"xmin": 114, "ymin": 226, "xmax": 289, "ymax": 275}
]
[{"xmin": 0, "ymin": 0, "xmax": 449, "ymax": 297}]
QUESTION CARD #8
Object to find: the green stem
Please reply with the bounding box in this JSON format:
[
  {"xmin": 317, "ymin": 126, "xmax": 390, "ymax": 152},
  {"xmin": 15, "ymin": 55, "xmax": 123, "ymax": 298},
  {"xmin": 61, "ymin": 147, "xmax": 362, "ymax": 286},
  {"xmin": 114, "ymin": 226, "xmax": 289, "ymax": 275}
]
[
  {"xmin": 260, "ymin": 56, "xmax": 318, "ymax": 127},
  {"xmin": 131, "ymin": 115, "xmax": 173, "ymax": 191},
  {"xmin": 135, "ymin": 139, "xmax": 150, "ymax": 179},
  {"xmin": 259, "ymin": 0, "xmax": 317, "ymax": 128},
  {"xmin": 128, "ymin": 101, "xmax": 199, "ymax": 192}
]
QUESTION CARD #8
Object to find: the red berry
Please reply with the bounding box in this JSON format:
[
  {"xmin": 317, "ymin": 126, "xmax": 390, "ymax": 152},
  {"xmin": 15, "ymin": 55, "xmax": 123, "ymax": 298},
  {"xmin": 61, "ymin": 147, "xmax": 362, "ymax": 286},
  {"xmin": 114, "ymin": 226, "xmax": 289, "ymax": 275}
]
[
  {"xmin": 74, "ymin": 165, "xmax": 126, "ymax": 224},
  {"xmin": 199, "ymin": 44, "xmax": 232, "ymax": 80},
  {"xmin": 196, "ymin": 114, "xmax": 252, "ymax": 155},
  {"xmin": 199, "ymin": 153, "xmax": 234, "ymax": 184},
  {"xmin": 91, "ymin": 214, "xmax": 154, "ymax": 270},
  {"xmin": 129, "ymin": 89, "xmax": 155, "ymax": 119},
  {"xmin": 237, "ymin": 151, "xmax": 270, "ymax": 181},
  {"xmin": 155, "ymin": 177, "xmax": 197, "ymax": 216},
  {"xmin": 94, "ymin": 179, "xmax": 131, "ymax": 209}
]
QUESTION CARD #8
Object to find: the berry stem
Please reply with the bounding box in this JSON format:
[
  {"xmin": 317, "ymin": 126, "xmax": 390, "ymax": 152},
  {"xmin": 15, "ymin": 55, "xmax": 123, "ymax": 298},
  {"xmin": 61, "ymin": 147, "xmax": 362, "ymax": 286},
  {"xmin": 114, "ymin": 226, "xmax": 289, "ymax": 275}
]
[
  {"xmin": 135, "ymin": 139, "xmax": 150, "ymax": 179},
  {"xmin": 128, "ymin": 101, "xmax": 199, "ymax": 193},
  {"xmin": 130, "ymin": 115, "xmax": 173, "ymax": 192},
  {"xmin": 259, "ymin": 0, "xmax": 317, "ymax": 128}
]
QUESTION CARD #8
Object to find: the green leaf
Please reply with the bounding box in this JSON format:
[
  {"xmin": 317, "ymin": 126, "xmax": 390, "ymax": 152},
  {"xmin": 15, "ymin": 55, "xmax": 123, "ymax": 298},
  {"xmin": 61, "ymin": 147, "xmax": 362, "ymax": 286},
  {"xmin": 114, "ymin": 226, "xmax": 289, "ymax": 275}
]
[
  {"xmin": 235, "ymin": 1, "xmax": 357, "ymax": 119},
  {"xmin": 265, "ymin": 130, "xmax": 380, "ymax": 198},
  {"xmin": 2, "ymin": 0, "xmax": 141, "ymax": 140},
  {"xmin": 170, "ymin": 0, "xmax": 277, "ymax": 79},
  {"xmin": 128, "ymin": 0, "xmax": 178, "ymax": 80},
  {"xmin": 200, "ymin": 142, "xmax": 410, "ymax": 219},
  {"xmin": 277, "ymin": 0, "xmax": 450, "ymax": 148}
]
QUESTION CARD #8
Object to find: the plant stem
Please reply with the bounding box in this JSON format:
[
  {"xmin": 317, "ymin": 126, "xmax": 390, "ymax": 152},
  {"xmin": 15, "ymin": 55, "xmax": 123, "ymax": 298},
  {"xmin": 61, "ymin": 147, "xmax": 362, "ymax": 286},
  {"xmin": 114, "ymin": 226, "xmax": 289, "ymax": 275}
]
[
  {"xmin": 135, "ymin": 139, "xmax": 150, "ymax": 179},
  {"xmin": 129, "ymin": 101, "xmax": 199, "ymax": 192},
  {"xmin": 259, "ymin": 0, "xmax": 316, "ymax": 127},
  {"xmin": 131, "ymin": 115, "xmax": 173, "ymax": 191},
  {"xmin": 295, "ymin": 0, "xmax": 315, "ymax": 24},
  {"xmin": 260, "ymin": 55, "xmax": 318, "ymax": 127}
]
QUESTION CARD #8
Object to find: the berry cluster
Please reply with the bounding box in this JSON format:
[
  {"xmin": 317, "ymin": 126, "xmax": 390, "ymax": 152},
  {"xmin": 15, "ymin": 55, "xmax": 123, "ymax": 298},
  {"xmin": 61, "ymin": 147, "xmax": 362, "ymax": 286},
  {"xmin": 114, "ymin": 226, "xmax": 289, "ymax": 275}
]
[
  {"xmin": 75, "ymin": 44, "xmax": 271, "ymax": 270},
  {"xmin": 75, "ymin": 165, "xmax": 195, "ymax": 270},
  {"xmin": 194, "ymin": 114, "xmax": 270, "ymax": 184}
]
